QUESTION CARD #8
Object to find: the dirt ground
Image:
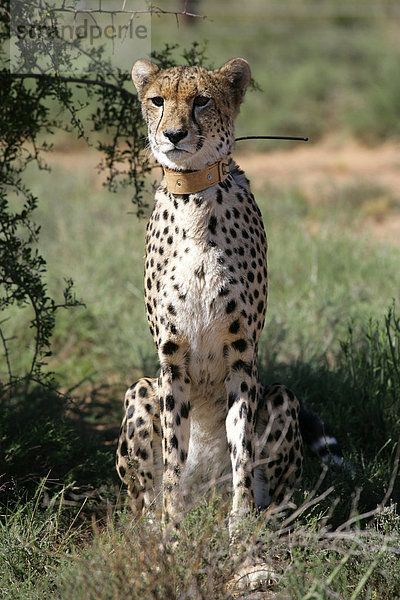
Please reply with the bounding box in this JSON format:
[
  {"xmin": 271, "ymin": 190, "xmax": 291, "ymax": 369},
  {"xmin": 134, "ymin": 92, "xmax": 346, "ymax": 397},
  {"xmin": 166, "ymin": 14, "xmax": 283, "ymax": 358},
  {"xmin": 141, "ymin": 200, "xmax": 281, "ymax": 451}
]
[
  {"xmin": 238, "ymin": 138, "xmax": 400, "ymax": 245},
  {"xmin": 50, "ymin": 138, "xmax": 400, "ymax": 245},
  {"xmin": 237, "ymin": 138, "xmax": 400, "ymax": 195}
]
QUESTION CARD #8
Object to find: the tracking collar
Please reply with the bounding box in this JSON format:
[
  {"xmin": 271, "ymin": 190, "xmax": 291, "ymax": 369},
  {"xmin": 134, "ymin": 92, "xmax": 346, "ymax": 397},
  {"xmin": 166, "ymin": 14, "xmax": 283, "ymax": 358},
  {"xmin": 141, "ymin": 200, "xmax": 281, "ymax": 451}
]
[{"xmin": 163, "ymin": 157, "xmax": 230, "ymax": 194}]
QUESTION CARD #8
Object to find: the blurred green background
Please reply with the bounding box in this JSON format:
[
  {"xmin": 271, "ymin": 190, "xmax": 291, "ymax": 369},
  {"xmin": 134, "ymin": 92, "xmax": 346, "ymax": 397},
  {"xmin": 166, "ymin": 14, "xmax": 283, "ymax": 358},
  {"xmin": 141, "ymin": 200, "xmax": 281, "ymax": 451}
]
[{"xmin": 149, "ymin": 0, "xmax": 400, "ymax": 142}]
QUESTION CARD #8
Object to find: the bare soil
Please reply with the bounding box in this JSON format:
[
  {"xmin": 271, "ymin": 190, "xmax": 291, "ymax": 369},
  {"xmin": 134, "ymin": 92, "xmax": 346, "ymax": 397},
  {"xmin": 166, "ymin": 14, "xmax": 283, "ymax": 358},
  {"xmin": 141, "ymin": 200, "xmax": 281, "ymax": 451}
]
[
  {"xmin": 237, "ymin": 138, "xmax": 400, "ymax": 245},
  {"xmin": 237, "ymin": 138, "xmax": 400, "ymax": 194}
]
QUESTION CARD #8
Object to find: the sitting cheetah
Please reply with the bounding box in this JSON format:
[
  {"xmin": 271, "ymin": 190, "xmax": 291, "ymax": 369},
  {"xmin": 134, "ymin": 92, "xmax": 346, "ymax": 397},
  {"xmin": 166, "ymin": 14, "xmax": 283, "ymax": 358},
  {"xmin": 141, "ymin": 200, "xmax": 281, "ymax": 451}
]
[{"xmin": 116, "ymin": 58, "xmax": 341, "ymax": 535}]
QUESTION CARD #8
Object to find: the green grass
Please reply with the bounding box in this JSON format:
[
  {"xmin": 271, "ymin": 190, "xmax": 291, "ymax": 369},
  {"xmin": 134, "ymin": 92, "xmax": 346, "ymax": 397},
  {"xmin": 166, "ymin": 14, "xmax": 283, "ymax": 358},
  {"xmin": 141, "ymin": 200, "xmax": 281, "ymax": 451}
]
[
  {"xmin": 260, "ymin": 181, "xmax": 400, "ymax": 364},
  {"xmin": 2, "ymin": 484, "xmax": 400, "ymax": 598}
]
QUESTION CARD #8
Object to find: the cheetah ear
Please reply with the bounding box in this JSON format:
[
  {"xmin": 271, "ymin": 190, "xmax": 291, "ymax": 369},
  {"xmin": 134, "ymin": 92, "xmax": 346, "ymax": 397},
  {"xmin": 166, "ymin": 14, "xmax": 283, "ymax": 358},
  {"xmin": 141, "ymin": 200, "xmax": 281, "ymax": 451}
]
[
  {"xmin": 217, "ymin": 58, "xmax": 251, "ymax": 105},
  {"xmin": 132, "ymin": 59, "xmax": 160, "ymax": 99}
]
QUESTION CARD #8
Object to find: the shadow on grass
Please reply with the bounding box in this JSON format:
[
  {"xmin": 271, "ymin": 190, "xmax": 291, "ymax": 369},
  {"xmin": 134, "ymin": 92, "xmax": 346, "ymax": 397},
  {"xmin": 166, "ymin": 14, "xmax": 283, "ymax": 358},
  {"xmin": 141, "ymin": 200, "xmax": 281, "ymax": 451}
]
[
  {"xmin": 259, "ymin": 304, "xmax": 400, "ymax": 524},
  {"xmin": 0, "ymin": 382, "xmax": 121, "ymax": 512}
]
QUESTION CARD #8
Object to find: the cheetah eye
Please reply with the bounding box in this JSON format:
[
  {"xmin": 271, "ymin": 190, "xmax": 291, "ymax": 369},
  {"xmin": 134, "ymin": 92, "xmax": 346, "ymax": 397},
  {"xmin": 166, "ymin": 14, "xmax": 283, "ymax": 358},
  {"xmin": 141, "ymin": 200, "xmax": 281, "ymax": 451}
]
[
  {"xmin": 194, "ymin": 95, "xmax": 210, "ymax": 107},
  {"xmin": 151, "ymin": 96, "xmax": 164, "ymax": 107}
]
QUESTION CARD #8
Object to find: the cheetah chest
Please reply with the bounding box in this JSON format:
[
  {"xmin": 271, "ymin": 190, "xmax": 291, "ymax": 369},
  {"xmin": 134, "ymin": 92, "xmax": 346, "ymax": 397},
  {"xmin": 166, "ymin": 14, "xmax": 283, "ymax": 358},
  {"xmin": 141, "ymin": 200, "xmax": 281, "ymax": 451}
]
[
  {"xmin": 144, "ymin": 177, "xmax": 268, "ymax": 387},
  {"xmin": 146, "ymin": 197, "xmax": 232, "ymax": 338}
]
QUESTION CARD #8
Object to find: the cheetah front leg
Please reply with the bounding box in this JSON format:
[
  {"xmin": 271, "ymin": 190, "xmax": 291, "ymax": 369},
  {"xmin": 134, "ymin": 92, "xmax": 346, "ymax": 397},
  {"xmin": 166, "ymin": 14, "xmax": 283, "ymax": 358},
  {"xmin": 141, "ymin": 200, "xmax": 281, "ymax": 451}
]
[
  {"xmin": 157, "ymin": 340, "xmax": 191, "ymax": 535},
  {"xmin": 225, "ymin": 346, "xmax": 258, "ymax": 536}
]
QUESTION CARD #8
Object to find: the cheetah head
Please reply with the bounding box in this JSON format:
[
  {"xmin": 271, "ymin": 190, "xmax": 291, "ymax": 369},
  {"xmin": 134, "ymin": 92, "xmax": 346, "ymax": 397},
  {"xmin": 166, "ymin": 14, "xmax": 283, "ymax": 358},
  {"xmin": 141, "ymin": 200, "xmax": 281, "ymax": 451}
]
[{"xmin": 132, "ymin": 58, "xmax": 251, "ymax": 171}]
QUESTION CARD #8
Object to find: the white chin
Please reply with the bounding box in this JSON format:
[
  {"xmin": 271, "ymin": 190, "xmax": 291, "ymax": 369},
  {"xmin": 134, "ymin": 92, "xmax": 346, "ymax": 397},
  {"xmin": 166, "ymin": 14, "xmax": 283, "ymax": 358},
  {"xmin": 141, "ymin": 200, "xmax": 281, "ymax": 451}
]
[
  {"xmin": 152, "ymin": 145, "xmax": 222, "ymax": 172},
  {"xmin": 153, "ymin": 147, "xmax": 196, "ymax": 171}
]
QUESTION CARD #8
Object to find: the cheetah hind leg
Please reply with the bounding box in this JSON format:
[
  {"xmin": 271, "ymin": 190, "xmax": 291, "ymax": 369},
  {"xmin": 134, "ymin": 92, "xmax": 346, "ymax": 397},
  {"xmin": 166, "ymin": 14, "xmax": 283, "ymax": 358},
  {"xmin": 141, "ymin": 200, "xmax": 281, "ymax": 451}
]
[
  {"xmin": 254, "ymin": 383, "xmax": 304, "ymax": 509},
  {"xmin": 116, "ymin": 378, "xmax": 162, "ymax": 515}
]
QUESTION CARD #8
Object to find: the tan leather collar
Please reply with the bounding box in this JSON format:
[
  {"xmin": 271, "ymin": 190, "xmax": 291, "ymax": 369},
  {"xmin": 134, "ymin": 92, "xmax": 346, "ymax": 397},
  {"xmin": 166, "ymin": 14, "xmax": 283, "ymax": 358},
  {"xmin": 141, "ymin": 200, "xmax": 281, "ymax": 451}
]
[{"xmin": 163, "ymin": 157, "xmax": 230, "ymax": 194}]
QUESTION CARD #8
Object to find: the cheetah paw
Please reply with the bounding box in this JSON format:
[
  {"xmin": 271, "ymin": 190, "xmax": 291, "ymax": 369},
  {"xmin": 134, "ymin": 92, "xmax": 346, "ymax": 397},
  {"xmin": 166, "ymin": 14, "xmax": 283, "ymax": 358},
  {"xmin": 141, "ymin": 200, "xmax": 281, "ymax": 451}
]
[{"xmin": 230, "ymin": 560, "xmax": 280, "ymax": 593}]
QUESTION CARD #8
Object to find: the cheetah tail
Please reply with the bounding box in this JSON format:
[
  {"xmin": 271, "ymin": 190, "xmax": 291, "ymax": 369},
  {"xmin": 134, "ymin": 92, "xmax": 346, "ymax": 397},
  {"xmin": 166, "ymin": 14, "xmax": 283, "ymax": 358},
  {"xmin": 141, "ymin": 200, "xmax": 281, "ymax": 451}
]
[{"xmin": 298, "ymin": 404, "xmax": 345, "ymax": 468}]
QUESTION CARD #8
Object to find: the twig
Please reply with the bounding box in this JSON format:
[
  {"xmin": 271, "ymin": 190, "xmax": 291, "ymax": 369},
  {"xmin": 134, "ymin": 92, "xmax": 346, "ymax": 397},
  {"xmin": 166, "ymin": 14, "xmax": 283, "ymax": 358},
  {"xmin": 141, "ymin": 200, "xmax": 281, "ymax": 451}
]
[
  {"xmin": 379, "ymin": 440, "xmax": 400, "ymax": 509},
  {"xmin": 0, "ymin": 324, "xmax": 13, "ymax": 390},
  {"xmin": 27, "ymin": 472, "xmax": 51, "ymax": 542},
  {"xmin": 385, "ymin": 305, "xmax": 400, "ymax": 387}
]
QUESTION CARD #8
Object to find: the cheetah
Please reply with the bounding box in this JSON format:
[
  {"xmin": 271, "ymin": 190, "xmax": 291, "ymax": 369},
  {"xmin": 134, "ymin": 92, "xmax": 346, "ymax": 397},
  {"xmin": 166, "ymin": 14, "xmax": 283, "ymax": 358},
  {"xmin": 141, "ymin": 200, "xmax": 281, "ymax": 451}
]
[{"xmin": 116, "ymin": 58, "xmax": 342, "ymax": 536}]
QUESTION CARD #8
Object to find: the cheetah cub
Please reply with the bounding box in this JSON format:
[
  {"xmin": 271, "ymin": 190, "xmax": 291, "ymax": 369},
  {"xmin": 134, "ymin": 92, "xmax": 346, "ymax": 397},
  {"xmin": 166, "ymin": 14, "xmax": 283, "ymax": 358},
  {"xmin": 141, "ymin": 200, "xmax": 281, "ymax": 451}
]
[{"xmin": 116, "ymin": 58, "xmax": 338, "ymax": 537}]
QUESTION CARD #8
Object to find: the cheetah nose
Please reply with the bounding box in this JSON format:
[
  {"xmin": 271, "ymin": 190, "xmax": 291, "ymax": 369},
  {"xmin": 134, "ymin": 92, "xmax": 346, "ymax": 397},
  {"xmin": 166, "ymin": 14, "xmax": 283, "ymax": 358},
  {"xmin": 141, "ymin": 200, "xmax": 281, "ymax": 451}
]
[{"xmin": 163, "ymin": 128, "xmax": 188, "ymax": 145}]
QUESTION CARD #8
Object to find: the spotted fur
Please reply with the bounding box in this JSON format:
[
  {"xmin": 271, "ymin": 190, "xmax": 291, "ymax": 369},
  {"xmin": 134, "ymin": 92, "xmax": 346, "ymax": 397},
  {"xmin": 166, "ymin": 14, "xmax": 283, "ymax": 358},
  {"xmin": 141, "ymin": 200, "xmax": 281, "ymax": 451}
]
[{"xmin": 116, "ymin": 59, "xmax": 340, "ymax": 536}]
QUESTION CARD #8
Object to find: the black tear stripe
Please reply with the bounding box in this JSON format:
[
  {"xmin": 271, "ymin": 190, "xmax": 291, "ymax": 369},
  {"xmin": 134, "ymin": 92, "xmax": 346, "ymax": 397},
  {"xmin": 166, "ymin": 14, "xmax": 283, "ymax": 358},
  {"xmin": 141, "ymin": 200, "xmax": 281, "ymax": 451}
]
[
  {"xmin": 174, "ymin": 72, "xmax": 180, "ymax": 94},
  {"xmin": 154, "ymin": 101, "xmax": 164, "ymax": 141},
  {"xmin": 191, "ymin": 99, "xmax": 204, "ymax": 151}
]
